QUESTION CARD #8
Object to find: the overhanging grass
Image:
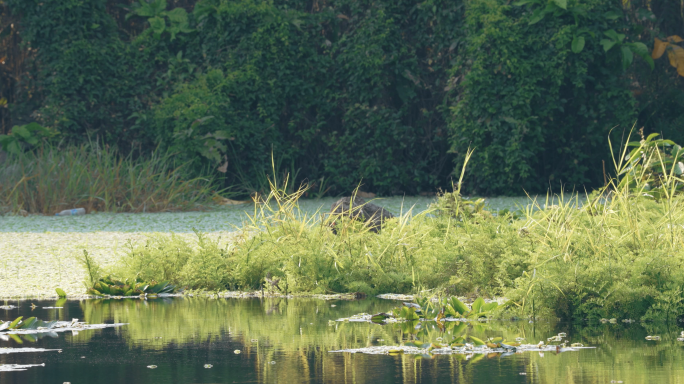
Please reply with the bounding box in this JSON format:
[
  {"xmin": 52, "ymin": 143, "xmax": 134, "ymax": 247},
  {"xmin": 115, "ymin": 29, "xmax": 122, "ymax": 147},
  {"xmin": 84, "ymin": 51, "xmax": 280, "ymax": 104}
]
[{"xmin": 0, "ymin": 143, "xmax": 216, "ymax": 214}]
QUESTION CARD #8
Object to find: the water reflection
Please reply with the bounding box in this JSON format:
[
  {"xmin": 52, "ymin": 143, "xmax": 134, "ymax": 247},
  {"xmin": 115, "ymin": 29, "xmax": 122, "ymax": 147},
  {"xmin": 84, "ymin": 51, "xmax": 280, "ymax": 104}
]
[{"xmin": 1, "ymin": 297, "xmax": 684, "ymax": 383}]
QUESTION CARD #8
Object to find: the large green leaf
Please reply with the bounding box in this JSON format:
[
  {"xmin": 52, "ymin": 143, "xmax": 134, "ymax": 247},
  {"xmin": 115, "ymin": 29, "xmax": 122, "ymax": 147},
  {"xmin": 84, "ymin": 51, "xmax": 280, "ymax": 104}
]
[
  {"xmin": 448, "ymin": 297, "xmax": 470, "ymax": 315},
  {"xmin": 471, "ymin": 297, "xmax": 485, "ymax": 314},
  {"xmin": 8, "ymin": 316, "xmax": 22, "ymax": 330},
  {"xmin": 630, "ymin": 42, "xmax": 649, "ymax": 56},
  {"xmin": 621, "ymin": 46, "xmax": 634, "ymax": 70},
  {"xmin": 166, "ymin": 8, "xmax": 188, "ymax": 25},
  {"xmin": 601, "ymin": 39, "xmax": 617, "ymax": 52},
  {"xmin": 20, "ymin": 317, "xmax": 38, "ymax": 330},
  {"xmin": 149, "ymin": 16, "xmax": 166, "ymax": 37},
  {"xmin": 11, "ymin": 125, "xmax": 30, "ymax": 139},
  {"xmin": 604, "ymin": 30, "xmax": 625, "ymax": 43},
  {"xmin": 445, "ymin": 304, "xmax": 459, "ymax": 317},
  {"xmin": 571, "ymin": 36, "xmax": 585, "ymax": 54},
  {"xmin": 630, "ymin": 42, "xmax": 654, "ymax": 70},
  {"xmin": 481, "ymin": 302, "xmax": 498, "ymax": 312},
  {"xmin": 528, "ymin": 7, "xmax": 546, "ymax": 25},
  {"xmin": 552, "ymin": 0, "xmax": 567, "ymax": 10}
]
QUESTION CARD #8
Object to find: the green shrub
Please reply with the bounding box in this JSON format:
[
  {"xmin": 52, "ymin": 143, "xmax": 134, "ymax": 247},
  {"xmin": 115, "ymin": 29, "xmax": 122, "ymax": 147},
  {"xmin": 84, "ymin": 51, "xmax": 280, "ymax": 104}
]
[
  {"xmin": 7, "ymin": 0, "xmax": 459, "ymax": 195},
  {"xmin": 505, "ymin": 194, "xmax": 684, "ymax": 320},
  {"xmin": 449, "ymin": 0, "xmax": 637, "ymax": 195},
  {"xmin": 504, "ymin": 136, "xmax": 684, "ymax": 320},
  {"xmin": 6, "ymin": 0, "xmax": 684, "ymax": 196}
]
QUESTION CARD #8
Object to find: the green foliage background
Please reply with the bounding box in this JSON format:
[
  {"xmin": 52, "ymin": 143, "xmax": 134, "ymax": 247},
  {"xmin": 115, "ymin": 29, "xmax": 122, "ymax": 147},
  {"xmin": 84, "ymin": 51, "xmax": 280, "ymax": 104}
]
[{"xmin": 2, "ymin": 0, "xmax": 683, "ymax": 195}]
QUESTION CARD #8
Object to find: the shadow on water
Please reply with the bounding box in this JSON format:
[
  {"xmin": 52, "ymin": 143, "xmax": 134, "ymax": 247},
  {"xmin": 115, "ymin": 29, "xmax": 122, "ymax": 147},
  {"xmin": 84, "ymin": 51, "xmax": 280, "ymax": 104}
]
[{"xmin": 1, "ymin": 297, "xmax": 683, "ymax": 383}]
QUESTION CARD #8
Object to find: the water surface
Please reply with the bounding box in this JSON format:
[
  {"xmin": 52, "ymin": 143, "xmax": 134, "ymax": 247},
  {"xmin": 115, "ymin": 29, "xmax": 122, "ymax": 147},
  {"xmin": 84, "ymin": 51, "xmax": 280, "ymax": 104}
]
[
  {"xmin": 1, "ymin": 196, "xmax": 539, "ymax": 233},
  {"xmin": 1, "ymin": 297, "xmax": 682, "ymax": 383}
]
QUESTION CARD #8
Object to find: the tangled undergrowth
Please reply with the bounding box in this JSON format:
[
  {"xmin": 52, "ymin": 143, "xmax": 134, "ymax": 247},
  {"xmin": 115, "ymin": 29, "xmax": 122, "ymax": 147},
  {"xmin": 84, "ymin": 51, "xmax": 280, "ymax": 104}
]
[{"xmin": 81, "ymin": 135, "xmax": 684, "ymax": 321}]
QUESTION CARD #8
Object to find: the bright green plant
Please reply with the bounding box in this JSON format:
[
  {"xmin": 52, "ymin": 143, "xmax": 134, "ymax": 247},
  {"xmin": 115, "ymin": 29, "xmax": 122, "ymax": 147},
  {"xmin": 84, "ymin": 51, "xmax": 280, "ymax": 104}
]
[
  {"xmin": 126, "ymin": 0, "xmax": 193, "ymax": 40},
  {"xmin": 0, "ymin": 316, "xmax": 59, "ymax": 332},
  {"xmin": 0, "ymin": 123, "xmax": 57, "ymax": 155},
  {"xmin": 600, "ymin": 29, "xmax": 653, "ymax": 71},
  {"xmin": 617, "ymin": 131, "xmax": 684, "ymax": 200},
  {"xmin": 430, "ymin": 148, "xmax": 491, "ymax": 220},
  {"xmin": 55, "ymin": 288, "xmax": 67, "ymax": 298},
  {"xmin": 87, "ymin": 276, "xmax": 175, "ymax": 296},
  {"xmin": 390, "ymin": 296, "xmax": 498, "ymax": 321}
]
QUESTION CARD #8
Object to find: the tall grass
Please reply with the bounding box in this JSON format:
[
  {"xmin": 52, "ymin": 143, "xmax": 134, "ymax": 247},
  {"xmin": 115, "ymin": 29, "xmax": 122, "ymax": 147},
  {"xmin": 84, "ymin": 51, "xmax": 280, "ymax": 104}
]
[
  {"xmin": 0, "ymin": 143, "xmax": 216, "ymax": 214},
  {"xmin": 107, "ymin": 173, "xmax": 523, "ymax": 296},
  {"xmin": 508, "ymin": 132, "xmax": 684, "ymax": 320},
  {"xmin": 88, "ymin": 135, "xmax": 684, "ymax": 320}
]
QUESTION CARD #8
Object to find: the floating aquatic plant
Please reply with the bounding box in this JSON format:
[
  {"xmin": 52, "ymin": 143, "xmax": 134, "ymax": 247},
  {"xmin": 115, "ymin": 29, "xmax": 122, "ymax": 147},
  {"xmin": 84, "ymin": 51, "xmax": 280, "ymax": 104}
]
[
  {"xmin": 0, "ymin": 316, "xmax": 59, "ymax": 332},
  {"xmin": 86, "ymin": 276, "xmax": 175, "ymax": 297},
  {"xmin": 0, "ymin": 316, "xmax": 126, "ymax": 344},
  {"xmin": 385, "ymin": 296, "xmax": 499, "ymax": 323}
]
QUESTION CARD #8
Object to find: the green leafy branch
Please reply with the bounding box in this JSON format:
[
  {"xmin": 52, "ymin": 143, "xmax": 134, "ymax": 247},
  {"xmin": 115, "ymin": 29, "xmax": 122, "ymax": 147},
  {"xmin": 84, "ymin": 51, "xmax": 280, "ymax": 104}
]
[
  {"xmin": 601, "ymin": 29, "xmax": 653, "ymax": 71},
  {"xmin": 511, "ymin": 0, "xmax": 652, "ymax": 71},
  {"xmin": 0, "ymin": 123, "xmax": 58, "ymax": 155},
  {"xmin": 512, "ymin": 0, "xmax": 569, "ymax": 25},
  {"xmin": 126, "ymin": 0, "xmax": 193, "ymax": 40}
]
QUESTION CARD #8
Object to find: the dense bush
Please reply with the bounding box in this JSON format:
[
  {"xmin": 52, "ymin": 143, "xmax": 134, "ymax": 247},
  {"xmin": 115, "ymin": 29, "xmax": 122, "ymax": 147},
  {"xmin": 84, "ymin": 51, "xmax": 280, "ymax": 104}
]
[
  {"xmin": 5, "ymin": 0, "xmax": 461, "ymax": 195},
  {"xmin": 449, "ymin": 0, "xmax": 639, "ymax": 195},
  {"xmin": 3, "ymin": 0, "xmax": 684, "ymax": 195}
]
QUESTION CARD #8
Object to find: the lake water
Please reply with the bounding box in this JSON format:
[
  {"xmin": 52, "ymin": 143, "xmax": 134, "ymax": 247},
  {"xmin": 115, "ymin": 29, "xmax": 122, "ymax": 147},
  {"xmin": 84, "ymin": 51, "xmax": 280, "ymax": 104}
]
[
  {"xmin": 0, "ymin": 195, "xmax": 548, "ymax": 233},
  {"xmin": 1, "ymin": 297, "xmax": 682, "ymax": 383}
]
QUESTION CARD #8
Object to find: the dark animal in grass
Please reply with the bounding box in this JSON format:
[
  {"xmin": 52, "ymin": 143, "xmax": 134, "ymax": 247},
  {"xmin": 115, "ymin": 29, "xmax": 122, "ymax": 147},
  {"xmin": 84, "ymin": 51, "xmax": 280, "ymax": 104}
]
[
  {"xmin": 265, "ymin": 272, "xmax": 281, "ymax": 292},
  {"xmin": 329, "ymin": 196, "xmax": 394, "ymax": 233}
]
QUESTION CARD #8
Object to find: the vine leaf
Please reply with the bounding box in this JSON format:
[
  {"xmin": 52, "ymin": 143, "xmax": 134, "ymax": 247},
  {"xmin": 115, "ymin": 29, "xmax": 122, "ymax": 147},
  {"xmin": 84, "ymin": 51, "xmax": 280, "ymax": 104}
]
[
  {"xmin": 528, "ymin": 8, "xmax": 545, "ymax": 25},
  {"xmin": 571, "ymin": 36, "xmax": 585, "ymax": 53},
  {"xmin": 149, "ymin": 16, "xmax": 166, "ymax": 38},
  {"xmin": 552, "ymin": 0, "xmax": 567, "ymax": 10},
  {"xmin": 621, "ymin": 46, "xmax": 633, "ymax": 71},
  {"xmin": 601, "ymin": 39, "xmax": 616, "ymax": 52}
]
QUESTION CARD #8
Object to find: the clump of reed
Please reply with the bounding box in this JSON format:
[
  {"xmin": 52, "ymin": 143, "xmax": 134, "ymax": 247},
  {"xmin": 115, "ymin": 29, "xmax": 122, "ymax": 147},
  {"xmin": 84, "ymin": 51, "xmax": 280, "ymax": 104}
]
[
  {"xmin": 83, "ymin": 132, "xmax": 684, "ymax": 321},
  {"xmin": 0, "ymin": 143, "xmax": 216, "ymax": 215},
  {"xmin": 507, "ymin": 131, "xmax": 684, "ymax": 321},
  {"xmin": 99, "ymin": 170, "xmax": 522, "ymax": 296}
]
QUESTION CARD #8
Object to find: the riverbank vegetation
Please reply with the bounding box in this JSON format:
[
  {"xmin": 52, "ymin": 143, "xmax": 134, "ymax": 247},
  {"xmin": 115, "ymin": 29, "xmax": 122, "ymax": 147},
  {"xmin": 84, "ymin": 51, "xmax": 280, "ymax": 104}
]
[
  {"xmin": 0, "ymin": 141, "xmax": 216, "ymax": 215},
  {"xmin": 79, "ymin": 134, "xmax": 684, "ymax": 321}
]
